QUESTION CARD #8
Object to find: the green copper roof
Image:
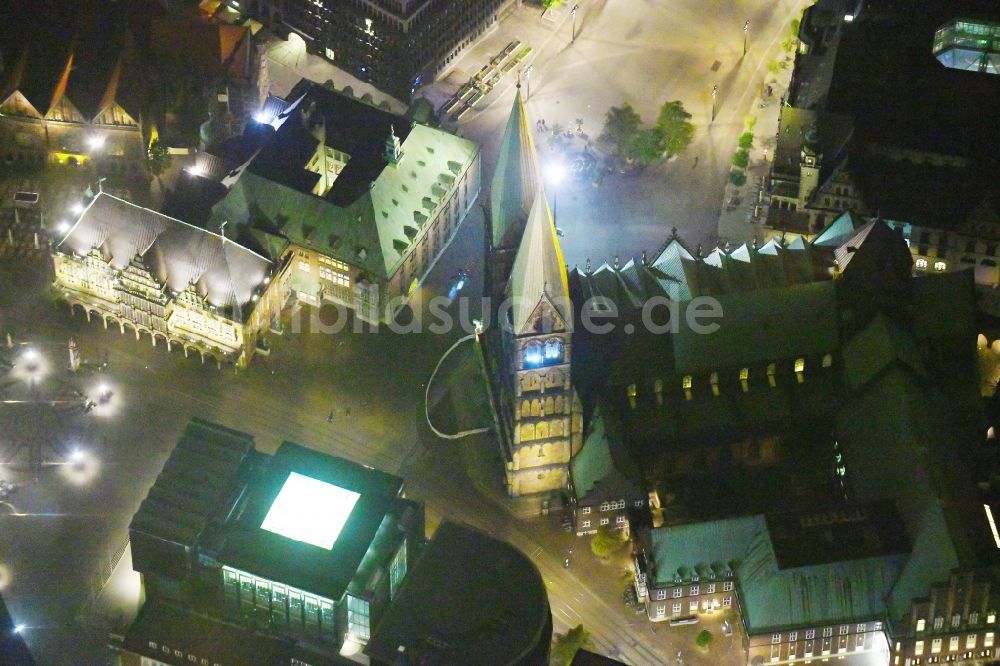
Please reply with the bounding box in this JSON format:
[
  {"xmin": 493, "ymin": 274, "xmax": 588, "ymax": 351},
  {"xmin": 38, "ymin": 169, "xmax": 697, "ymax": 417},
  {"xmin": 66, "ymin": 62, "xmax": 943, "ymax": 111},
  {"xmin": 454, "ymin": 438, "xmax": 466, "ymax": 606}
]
[
  {"xmin": 491, "ymin": 89, "xmax": 541, "ymax": 250},
  {"xmin": 737, "ymin": 531, "xmax": 904, "ymax": 633},
  {"xmin": 211, "ymin": 123, "xmax": 478, "ymax": 279},
  {"xmin": 507, "ymin": 187, "xmax": 572, "ymax": 334},
  {"xmin": 572, "ymin": 409, "xmax": 614, "ymax": 500},
  {"xmin": 650, "ymin": 516, "xmax": 763, "ymax": 584}
]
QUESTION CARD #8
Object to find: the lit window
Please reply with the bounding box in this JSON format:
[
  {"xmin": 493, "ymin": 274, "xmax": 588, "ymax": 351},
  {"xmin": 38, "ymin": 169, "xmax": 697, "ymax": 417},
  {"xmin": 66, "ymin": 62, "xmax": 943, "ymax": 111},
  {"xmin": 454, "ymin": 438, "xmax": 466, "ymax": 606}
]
[
  {"xmin": 971, "ymin": 612, "xmax": 980, "ymax": 625},
  {"xmin": 789, "ymin": 632, "xmax": 797, "ymax": 642},
  {"xmin": 656, "ymin": 604, "xmax": 666, "ymax": 618},
  {"xmin": 723, "ymin": 581, "xmax": 733, "ymax": 592},
  {"xmin": 690, "ymin": 586, "xmax": 699, "ymax": 596},
  {"xmin": 600, "ymin": 501, "xmax": 611, "ymax": 512},
  {"xmin": 934, "ymin": 261, "xmax": 946, "ymax": 271},
  {"xmin": 917, "ymin": 619, "xmax": 926, "ymax": 632},
  {"xmin": 953, "ymin": 614, "xmax": 961, "ymax": 627},
  {"xmin": 823, "ymin": 628, "xmax": 833, "ymax": 638},
  {"xmin": 616, "ymin": 515, "xmax": 626, "ymax": 524},
  {"xmin": 858, "ymin": 624, "xmax": 866, "ymax": 633},
  {"xmin": 706, "ymin": 583, "xmax": 716, "ymax": 594},
  {"xmin": 672, "ymin": 588, "xmax": 682, "ymax": 598},
  {"xmin": 627, "ymin": 384, "xmax": 637, "ymax": 398},
  {"xmin": 325, "ymin": 47, "xmax": 335, "ymax": 60},
  {"xmin": 949, "ymin": 636, "xmax": 959, "ymax": 651},
  {"xmin": 806, "ymin": 630, "xmax": 816, "ymax": 640},
  {"xmin": 723, "ymin": 596, "xmax": 732, "ymax": 607},
  {"xmin": 986, "ymin": 505, "xmax": 1000, "ymax": 548},
  {"xmin": 931, "ymin": 638, "xmax": 942, "ymax": 653},
  {"xmin": 989, "ymin": 613, "xmax": 997, "ymax": 624},
  {"xmin": 915, "ymin": 640, "xmax": 925, "ymax": 655},
  {"xmin": 794, "ymin": 358, "xmax": 805, "ymax": 373},
  {"xmin": 581, "ymin": 507, "xmax": 591, "ymax": 514},
  {"xmin": 967, "ymin": 634, "xmax": 977, "ymax": 649},
  {"xmin": 916, "ymin": 258, "xmax": 928, "ymax": 270},
  {"xmin": 656, "ymin": 589, "xmax": 666, "ymax": 600},
  {"xmin": 840, "ymin": 625, "xmax": 849, "ymax": 636},
  {"xmin": 773, "ymin": 634, "xmax": 782, "ymax": 644},
  {"xmin": 582, "ymin": 520, "xmax": 591, "ymax": 528},
  {"xmin": 935, "ymin": 617, "xmax": 944, "ymax": 630},
  {"xmin": 544, "ymin": 339, "xmax": 563, "ymax": 361},
  {"xmin": 689, "ymin": 600, "xmax": 698, "ymax": 612},
  {"xmin": 739, "ymin": 367, "xmax": 749, "ymax": 381},
  {"xmin": 600, "ymin": 518, "xmax": 610, "ymax": 526},
  {"xmin": 524, "ymin": 344, "xmax": 543, "ymax": 367},
  {"xmin": 986, "ymin": 631, "xmax": 995, "ymax": 647},
  {"xmin": 682, "ymin": 375, "xmax": 692, "ymax": 390},
  {"xmin": 672, "ymin": 602, "xmax": 682, "ymax": 614}
]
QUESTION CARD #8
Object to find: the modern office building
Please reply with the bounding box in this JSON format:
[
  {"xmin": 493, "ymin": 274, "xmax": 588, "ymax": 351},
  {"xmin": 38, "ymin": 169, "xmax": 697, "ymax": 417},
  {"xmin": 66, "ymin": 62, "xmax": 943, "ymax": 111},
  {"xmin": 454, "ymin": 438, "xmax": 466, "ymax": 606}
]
[
  {"xmin": 208, "ymin": 80, "xmax": 481, "ymax": 325},
  {"xmin": 236, "ymin": 0, "xmax": 511, "ymax": 100},
  {"xmin": 124, "ymin": 419, "xmax": 424, "ymax": 662},
  {"xmin": 52, "ymin": 193, "xmax": 286, "ymax": 367}
]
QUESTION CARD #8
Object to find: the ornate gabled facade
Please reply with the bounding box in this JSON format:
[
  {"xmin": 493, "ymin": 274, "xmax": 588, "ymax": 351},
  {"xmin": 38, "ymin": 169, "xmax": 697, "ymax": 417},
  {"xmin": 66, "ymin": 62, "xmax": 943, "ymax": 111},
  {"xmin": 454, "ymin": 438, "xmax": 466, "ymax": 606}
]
[
  {"xmin": 499, "ymin": 190, "xmax": 583, "ymax": 498},
  {"xmin": 52, "ymin": 193, "xmax": 287, "ymax": 367}
]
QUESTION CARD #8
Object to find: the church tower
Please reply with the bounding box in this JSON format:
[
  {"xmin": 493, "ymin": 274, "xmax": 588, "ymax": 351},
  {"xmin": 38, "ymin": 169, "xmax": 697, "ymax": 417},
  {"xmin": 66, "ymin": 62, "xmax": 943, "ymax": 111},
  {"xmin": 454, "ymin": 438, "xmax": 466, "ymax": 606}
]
[{"xmin": 498, "ymin": 187, "xmax": 582, "ymax": 498}]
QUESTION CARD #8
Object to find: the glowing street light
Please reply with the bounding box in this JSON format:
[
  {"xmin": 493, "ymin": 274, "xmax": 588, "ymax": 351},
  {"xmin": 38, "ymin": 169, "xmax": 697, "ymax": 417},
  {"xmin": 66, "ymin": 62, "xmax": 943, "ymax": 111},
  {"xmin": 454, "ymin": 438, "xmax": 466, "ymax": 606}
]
[
  {"xmin": 56, "ymin": 221, "xmax": 70, "ymax": 234},
  {"xmin": 546, "ymin": 161, "xmax": 568, "ymax": 227},
  {"xmin": 69, "ymin": 201, "xmax": 84, "ymax": 215}
]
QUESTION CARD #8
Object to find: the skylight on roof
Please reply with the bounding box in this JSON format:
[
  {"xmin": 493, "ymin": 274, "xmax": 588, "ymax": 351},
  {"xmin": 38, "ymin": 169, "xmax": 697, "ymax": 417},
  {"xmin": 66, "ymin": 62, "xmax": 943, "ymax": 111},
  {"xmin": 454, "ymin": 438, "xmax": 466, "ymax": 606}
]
[{"xmin": 261, "ymin": 472, "xmax": 360, "ymax": 550}]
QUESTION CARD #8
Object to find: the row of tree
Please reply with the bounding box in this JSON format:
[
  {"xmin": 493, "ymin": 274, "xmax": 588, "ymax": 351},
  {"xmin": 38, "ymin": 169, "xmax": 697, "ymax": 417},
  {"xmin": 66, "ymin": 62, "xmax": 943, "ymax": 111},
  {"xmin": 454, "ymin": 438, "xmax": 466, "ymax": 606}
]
[{"xmin": 597, "ymin": 101, "xmax": 695, "ymax": 166}]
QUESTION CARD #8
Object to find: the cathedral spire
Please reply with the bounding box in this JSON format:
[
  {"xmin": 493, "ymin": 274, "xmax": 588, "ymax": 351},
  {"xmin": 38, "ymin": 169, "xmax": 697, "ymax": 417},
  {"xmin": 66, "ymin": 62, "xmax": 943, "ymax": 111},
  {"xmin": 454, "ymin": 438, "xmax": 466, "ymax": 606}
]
[
  {"xmin": 490, "ymin": 88, "xmax": 541, "ymax": 251},
  {"xmin": 507, "ymin": 185, "xmax": 572, "ymax": 334}
]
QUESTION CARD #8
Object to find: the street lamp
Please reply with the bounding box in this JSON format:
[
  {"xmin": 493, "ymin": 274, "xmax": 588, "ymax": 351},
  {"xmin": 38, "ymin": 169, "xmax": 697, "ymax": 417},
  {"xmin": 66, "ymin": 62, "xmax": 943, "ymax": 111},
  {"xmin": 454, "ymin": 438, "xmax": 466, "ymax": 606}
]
[
  {"xmin": 571, "ymin": 4, "xmax": 580, "ymax": 43},
  {"xmin": 69, "ymin": 201, "xmax": 84, "ymax": 216},
  {"xmin": 711, "ymin": 84, "xmax": 719, "ymax": 122},
  {"xmin": 546, "ymin": 162, "xmax": 567, "ymax": 228},
  {"xmin": 743, "ymin": 20, "xmax": 750, "ymax": 56}
]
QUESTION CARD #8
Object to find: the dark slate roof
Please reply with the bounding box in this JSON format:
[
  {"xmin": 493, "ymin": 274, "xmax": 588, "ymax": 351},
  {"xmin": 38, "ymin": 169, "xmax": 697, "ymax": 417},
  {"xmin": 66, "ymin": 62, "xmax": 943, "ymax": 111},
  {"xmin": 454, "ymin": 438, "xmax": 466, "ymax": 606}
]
[
  {"xmin": 216, "ymin": 442, "xmax": 404, "ymax": 602},
  {"xmin": 250, "ymin": 81, "xmax": 412, "ymax": 207},
  {"xmin": 59, "ymin": 193, "xmax": 271, "ymax": 321},
  {"xmin": 122, "ymin": 601, "xmax": 293, "ymax": 665},
  {"xmin": 365, "ymin": 522, "xmax": 552, "ymax": 666},
  {"xmin": 129, "ymin": 420, "xmax": 253, "ymax": 572}
]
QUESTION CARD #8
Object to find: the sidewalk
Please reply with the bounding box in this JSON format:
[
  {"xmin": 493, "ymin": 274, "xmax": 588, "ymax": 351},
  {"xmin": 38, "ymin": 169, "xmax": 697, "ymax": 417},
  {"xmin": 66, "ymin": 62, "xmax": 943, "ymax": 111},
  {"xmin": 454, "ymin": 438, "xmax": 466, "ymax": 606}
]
[{"xmin": 716, "ymin": 56, "xmax": 795, "ymax": 245}]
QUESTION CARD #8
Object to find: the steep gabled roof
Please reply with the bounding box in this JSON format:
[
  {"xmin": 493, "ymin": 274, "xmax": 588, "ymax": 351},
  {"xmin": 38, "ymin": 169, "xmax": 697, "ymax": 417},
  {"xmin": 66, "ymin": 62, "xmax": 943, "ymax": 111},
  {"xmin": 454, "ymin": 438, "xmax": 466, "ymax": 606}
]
[
  {"xmin": 507, "ymin": 187, "xmax": 572, "ymax": 334},
  {"xmin": 490, "ymin": 88, "xmax": 541, "ymax": 251},
  {"xmin": 59, "ymin": 193, "xmax": 271, "ymax": 320}
]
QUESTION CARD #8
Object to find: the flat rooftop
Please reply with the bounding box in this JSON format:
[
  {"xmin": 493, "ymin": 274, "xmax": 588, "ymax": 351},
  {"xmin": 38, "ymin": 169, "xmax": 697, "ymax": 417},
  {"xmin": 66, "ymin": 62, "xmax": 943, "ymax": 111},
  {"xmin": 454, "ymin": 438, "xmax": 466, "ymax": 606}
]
[{"xmin": 366, "ymin": 522, "xmax": 551, "ymax": 666}]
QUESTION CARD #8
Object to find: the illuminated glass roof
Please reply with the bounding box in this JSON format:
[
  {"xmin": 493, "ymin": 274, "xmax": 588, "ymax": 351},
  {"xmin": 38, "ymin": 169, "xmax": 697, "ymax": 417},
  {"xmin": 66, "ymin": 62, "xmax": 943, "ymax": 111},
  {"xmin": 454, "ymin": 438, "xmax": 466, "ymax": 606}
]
[
  {"xmin": 260, "ymin": 472, "xmax": 360, "ymax": 550},
  {"xmin": 933, "ymin": 19, "xmax": 1000, "ymax": 75}
]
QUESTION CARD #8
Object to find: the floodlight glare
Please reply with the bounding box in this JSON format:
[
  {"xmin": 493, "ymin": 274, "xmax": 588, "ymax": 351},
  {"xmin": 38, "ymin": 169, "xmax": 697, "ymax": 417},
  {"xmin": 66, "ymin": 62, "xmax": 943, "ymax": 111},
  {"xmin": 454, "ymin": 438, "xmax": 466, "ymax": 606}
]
[
  {"xmin": 57, "ymin": 222, "xmax": 70, "ymax": 234},
  {"xmin": 254, "ymin": 111, "xmax": 273, "ymax": 124},
  {"xmin": 13, "ymin": 624, "xmax": 25, "ymax": 634},
  {"xmin": 261, "ymin": 473, "xmax": 360, "ymax": 550},
  {"xmin": 87, "ymin": 135, "xmax": 105, "ymax": 150},
  {"xmin": 546, "ymin": 162, "xmax": 567, "ymax": 186},
  {"xmin": 70, "ymin": 202, "xmax": 84, "ymax": 215}
]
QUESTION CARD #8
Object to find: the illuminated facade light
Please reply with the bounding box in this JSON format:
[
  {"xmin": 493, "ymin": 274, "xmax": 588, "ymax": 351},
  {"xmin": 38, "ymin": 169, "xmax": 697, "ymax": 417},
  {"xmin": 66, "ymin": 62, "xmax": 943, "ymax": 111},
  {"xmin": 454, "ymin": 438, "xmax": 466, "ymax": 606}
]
[
  {"xmin": 844, "ymin": 14, "xmax": 854, "ymax": 22},
  {"xmin": 985, "ymin": 504, "xmax": 1000, "ymax": 549},
  {"xmin": 524, "ymin": 350, "xmax": 542, "ymax": 367},
  {"xmin": 261, "ymin": 472, "xmax": 360, "ymax": 550}
]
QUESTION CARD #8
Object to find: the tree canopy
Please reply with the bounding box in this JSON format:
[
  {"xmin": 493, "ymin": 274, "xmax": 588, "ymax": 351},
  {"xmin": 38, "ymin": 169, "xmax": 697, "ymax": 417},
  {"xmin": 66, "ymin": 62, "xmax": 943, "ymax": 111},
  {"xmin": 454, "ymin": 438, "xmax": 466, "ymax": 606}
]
[
  {"xmin": 591, "ymin": 526, "xmax": 628, "ymax": 559},
  {"xmin": 599, "ymin": 103, "xmax": 643, "ymax": 159},
  {"xmin": 655, "ymin": 100, "xmax": 696, "ymax": 158},
  {"xmin": 552, "ymin": 624, "xmax": 590, "ymax": 666},
  {"xmin": 147, "ymin": 139, "xmax": 171, "ymax": 178}
]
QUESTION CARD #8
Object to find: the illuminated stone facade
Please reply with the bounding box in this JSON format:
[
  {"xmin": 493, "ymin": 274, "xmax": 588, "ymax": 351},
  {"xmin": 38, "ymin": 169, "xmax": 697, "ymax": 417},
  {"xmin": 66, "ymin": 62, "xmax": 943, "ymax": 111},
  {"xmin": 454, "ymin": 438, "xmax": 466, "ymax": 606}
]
[{"xmin": 52, "ymin": 194, "xmax": 287, "ymax": 367}]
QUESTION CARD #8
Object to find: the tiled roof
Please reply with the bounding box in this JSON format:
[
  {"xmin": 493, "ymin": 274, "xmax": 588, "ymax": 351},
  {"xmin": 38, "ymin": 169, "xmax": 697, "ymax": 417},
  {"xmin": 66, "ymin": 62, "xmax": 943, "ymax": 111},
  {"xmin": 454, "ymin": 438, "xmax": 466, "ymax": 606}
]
[{"xmin": 59, "ymin": 193, "xmax": 271, "ymax": 320}]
